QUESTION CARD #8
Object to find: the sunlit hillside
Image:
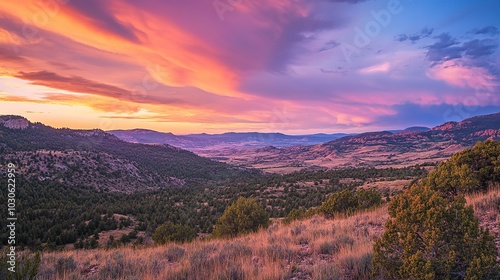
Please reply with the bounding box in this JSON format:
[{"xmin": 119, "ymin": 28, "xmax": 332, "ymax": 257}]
[{"xmin": 30, "ymin": 187, "xmax": 499, "ymax": 280}]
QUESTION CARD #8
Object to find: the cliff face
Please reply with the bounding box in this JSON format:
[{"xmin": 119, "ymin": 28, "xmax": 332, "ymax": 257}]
[{"xmin": 0, "ymin": 116, "xmax": 30, "ymax": 130}]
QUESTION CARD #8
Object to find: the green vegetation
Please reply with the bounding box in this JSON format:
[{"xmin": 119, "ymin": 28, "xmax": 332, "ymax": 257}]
[
  {"xmin": 13, "ymin": 140, "xmax": 497, "ymax": 280},
  {"xmin": 0, "ymin": 165, "xmax": 422, "ymax": 250},
  {"xmin": 0, "ymin": 249, "xmax": 40, "ymax": 280},
  {"xmin": 0, "ymin": 123, "xmax": 258, "ymax": 182},
  {"xmin": 373, "ymin": 184, "xmax": 497, "ymax": 279},
  {"xmin": 373, "ymin": 141, "xmax": 500, "ymax": 279},
  {"xmin": 318, "ymin": 189, "xmax": 382, "ymax": 218},
  {"xmin": 283, "ymin": 208, "xmax": 307, "ymax": 224},
  {"xmin": 213, "ymin": 197, "xmax": 270, "ymax": 237},
  {"xmin": 0, "ymin": 119, "xmax": 427, "ymax": 250},
  {"xmin": 152, "ymin": 222, "xmax": 196, "ymax": 244},
  {"xmin": 422, "ymin": 140, "xmax": 500, "ymax": 196}
]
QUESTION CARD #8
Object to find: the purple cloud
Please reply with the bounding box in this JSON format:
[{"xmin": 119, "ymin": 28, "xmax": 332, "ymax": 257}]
[{"xmin": 66, "ymin": 0, "xmax": 142, "ymax": 43}]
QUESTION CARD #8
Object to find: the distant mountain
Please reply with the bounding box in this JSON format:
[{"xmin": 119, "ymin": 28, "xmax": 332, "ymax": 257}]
[
  {"xmin": 0, "ymin": 116, "xmax": 256, "ymax": 192},
  {"xmin": 203, "ymin": 113, "xmax": 500, "ymax": 172},
  {"xmin": 108, "ymin": 129, "xmax": 351, "ymax": 151},
  {"xmin": 388, "ymin": 126, "xmax": 430, "ymax": 134}
]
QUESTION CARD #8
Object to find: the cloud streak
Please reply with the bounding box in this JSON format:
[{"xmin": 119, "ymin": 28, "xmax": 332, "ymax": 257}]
[
  {"xmin": 0, "ymin": 1, "xmax": 499, "ymax": 133},
  {"xmin": 15, "ymin": 71, "xmax": 133, "ymax": 99}
]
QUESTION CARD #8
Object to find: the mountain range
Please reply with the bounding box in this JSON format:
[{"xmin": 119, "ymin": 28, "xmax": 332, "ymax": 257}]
[
  {"xmin": 108, "ymin": 129, "xmax": 352, "ymax": 151},
  {"xmin": 1, "ymin": 113, "xmax": 499, "ymax": 182},
  {"xmin": 199, "ymin": 113, "xmax": 500, "ymax": 173}
]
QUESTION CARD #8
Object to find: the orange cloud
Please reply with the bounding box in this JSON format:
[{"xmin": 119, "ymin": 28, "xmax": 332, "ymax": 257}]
[{"xmin": 0, "ymin": 1, "xmax": 244, "ymax": 97}]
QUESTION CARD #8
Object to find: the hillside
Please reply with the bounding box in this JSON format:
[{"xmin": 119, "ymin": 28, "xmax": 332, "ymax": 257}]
[
  {"xmin": 0, "ymin": 115, "xmax": 257, "ymax": 192},
  {"xmin": 1, "ymin": 115, "xmax": 429, "ymax": 251},
  {"xmin": 204, "ymin": 113, "xmax": 500, "ymax": 173},
  {"xmin": 31, "ymin": 188, "xmax": 500, "ymax": 280},
  {"xmin": 2, "ymin": 123, "xmax": 499, "ymax": 279}
]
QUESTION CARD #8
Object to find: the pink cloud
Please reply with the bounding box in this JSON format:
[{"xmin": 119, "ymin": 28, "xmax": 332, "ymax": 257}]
[{"xmin": 427, "ymin": 60, "xmax": 498, "ymax": 92}]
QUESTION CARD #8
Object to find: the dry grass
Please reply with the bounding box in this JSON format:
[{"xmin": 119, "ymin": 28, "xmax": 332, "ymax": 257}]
[
  {"xmin": 359, "ymin": 179, "xmax": 412, "ymax": 192},
  {"xmin": 35, "ymin": 187, "xmax": 500, "ymax": 279},
  {"xmin": 37, "ymin": 207, "xmax": 388, "ymax": 280},
  {"xmin": 200, "ymin": 142, "xmax": 464, "ymax": 173},
  {"xmin": 466, "ymin": 185, "xmax": 500, "ymax": 260}
]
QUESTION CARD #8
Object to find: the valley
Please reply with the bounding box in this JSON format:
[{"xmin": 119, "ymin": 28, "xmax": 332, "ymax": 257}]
[
  {"xmin": 200, "ymin": 113, "xmax": 500, "ymax": 172},
  {"xmin": 1, "ymin": 113, "xmax": 500, "ymax": 280}
]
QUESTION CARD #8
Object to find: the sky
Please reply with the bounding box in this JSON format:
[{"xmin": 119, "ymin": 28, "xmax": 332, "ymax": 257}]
[{"xmin": 0, "ymin": 0, "xmax": 499, "ymax": 134}]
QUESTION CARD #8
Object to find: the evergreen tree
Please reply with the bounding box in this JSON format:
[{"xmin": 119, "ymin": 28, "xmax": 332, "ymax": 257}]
[
  {"xmin": 318, "ymin": 189, "xmax": 381, "ymax": 218},
  {"xmin": 373, "ymin": 185, "xmax": 497, "ymax": 279},
  {"xmin": 152, "ymin": 221, "xmax": 196, "ymax": 244},
  {"xmin": 422, "ymin": 140, "xmax": 500, "ymax": 196},
  {"xmin": 213, "ymin": 197, "xmax": 269, "ymax": 237}
]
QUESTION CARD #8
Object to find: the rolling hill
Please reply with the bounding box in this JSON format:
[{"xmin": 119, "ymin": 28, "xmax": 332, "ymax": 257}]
[
  {"xmin": 0, "ymin": 115, "xmax": 257, "ymax": 192},
  {"xmin": 202, "ymin": 113, "xmax": 500, "ymax": 173}
]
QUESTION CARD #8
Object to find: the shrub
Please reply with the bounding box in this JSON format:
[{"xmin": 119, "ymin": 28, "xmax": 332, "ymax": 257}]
[
  {"xmin": 319, "ymin": 241, "xmax": 338, "ymax": 255},
  {"xmin": 98, "ymin": 252, "xmax": 129, "ymax": 279},
  {"xmin": 0, "ymin": 250, "xmax": 41, "ymax": 280},
  {"xmin": 263, "ymin": 244, "xmax": 293, "ymax": 262},
  {"xmin": 55, "ymin": 256, "xmax": 77, "ymax": 277},
  {"xmin": 164, "ymin": 267, "xmax": 189, "ymax": 280},
  {"xmin": 356, "ymin": 189, "xmax": 382, "ymax": 209},
  {"xmin": 335, "ymin": 234, "xmax": 355, "ymax": 248},
  {"xmin": 189, "ymin": 246, "xmax": 217, "ymax": 277},
  {"xmin": 319, "ymin": 189, "xmax": 381, "ymax": 218},
  {"xmin": 152, "ymin": 221, "xmax": 196, "ymax": 244},
  {"xmin": 213, "ymin": 262, "xmax": 245, "ymax": 280},
  {"xmin": 290, "ymin": 224, "xmax": 305, "ymax": 236},
  {"xmin": 120, "ymin": 234, "xmax": 131, "ymax": 244},
  {"xmin": 313, "ymin": 263, "xmax": 340, "ymax": 280},
  {"xmin": 218, "ymin": 242, "xmax": 253, "ymax": 262},
  {"xmin": 338, "ymin": 253, "xmax": 372, "ymax": 280},
  {"xmin": 283, "ymin": 208, "xmax": 307, "ymax": 224},
  {"xmin": 165, "ymin": 245, "xmax": 186, "ymax": 262},
  {"xmin": 373, "ymin": 185, "xmax": 498, "ymax": 279},
  {"xmin": 319, "ymin": 189, "xmax": 359, "ymax": 218},
  {"xmin": 422, "ymin": 140, "xmax": 500, "ymax": 196},
  {"xmin": 213, "ymin": 197, "xmax": 270, "ymax": 237}
]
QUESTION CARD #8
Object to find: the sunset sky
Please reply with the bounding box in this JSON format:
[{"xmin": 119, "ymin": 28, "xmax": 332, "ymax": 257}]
[{"xmin": 0, "ymin": 0, "xmax": 499, "ymax": 134}]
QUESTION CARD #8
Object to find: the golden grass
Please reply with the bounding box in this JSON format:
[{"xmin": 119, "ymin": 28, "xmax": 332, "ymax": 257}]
[
  {"xmin": 465, "ymin": 185, "xmax": 500, "ymax": 211},
  {"xmin": 36, "ymin": 187, "xmax": 500, "ymax": 279},
  {"xmin": 37, "ymin": 206, "xmax": 389, "ymax": 280},
  {"xmin": 465, "ymin": 185, "xmax": 500, "ymax": 261}
]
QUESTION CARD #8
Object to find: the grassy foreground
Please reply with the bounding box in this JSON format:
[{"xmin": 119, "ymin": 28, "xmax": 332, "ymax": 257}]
[{"xmin": 33, "ymin": 188, "xmax": 500, "ymax": 280}]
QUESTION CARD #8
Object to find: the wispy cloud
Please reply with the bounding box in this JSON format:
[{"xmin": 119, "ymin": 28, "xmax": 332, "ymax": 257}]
[
  {"xmin": 395, "ymin": 28, "xmax": 434, "ymax": 43},
  {"xmin": 474, "ymin": 26, "xmax": 499, "ymax": 36},
  {"xmin": 0, "ymin": 0, "xmax": 499, "ymax": 133},
  {"xmin": 359, "ymin": 62, "xmax": 390, "ymax": 74},
  {"xmin": 15, "ymin": 71, "xmax": 133, "ymax": 100}
]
